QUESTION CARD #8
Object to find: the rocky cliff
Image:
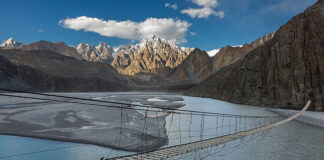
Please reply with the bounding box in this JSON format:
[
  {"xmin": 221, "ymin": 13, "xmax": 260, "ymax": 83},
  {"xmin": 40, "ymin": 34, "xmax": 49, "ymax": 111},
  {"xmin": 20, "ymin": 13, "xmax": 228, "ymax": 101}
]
[
  {"xmin": 168, "ymin": 48, "xmax": 214, "ymax": 84},
  {"xmin": 96, "ymin": 42, "xmax": 115, "ymax": 63},
  {"xmin": 212, "ymin": 33, "xmax": 274, "ymax": 71},
  {"xmin": 76, "ymin": 42, "xmax": 115, "ymax": 63},
  {"xmin": 167, "ymin": 34, "xmax": 273, "ymax": 84},
  {"xmin": 186, "ymin": 1, "xmax": 324, "ymax": 111},
  {"xmin": 76, "ymin": 43, "xmax": 100, "ymax": 62}
]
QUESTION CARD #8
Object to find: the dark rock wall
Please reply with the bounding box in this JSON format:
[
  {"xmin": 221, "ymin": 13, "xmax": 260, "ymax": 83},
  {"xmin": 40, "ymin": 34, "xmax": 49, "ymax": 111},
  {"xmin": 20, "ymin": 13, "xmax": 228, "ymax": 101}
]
[{"xmin": 186, "ymin": 1, "xmax": 324, "ymax": 111}]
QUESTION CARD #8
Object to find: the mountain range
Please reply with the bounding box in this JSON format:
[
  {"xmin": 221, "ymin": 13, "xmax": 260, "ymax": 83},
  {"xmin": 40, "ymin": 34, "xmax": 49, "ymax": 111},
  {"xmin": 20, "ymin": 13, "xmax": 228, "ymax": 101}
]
[
  {"xmin": 0, "ymin": 48, "xmax": 128, "ymax": 92},
  {"xmin": 0, "ymin": 0, "xmax": 323, "ymax": 111},
  {"xmin": 0, "ymin": 32, "xmax": 271, "ymax": 84},
  {"xmin": 0, "ymin": 36, "xmax": 192, "ymax": 75}
]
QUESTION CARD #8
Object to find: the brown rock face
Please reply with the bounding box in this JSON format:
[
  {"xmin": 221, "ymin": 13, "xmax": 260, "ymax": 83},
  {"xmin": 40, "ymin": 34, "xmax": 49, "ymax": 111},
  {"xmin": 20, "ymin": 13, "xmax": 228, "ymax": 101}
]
[
  {"xmin": 168, "ymin": 48, "xmax": 214, "ymax": 84},
  {"xmin": 0, "ymin": 49, "xmax": 129, "ymax": 92},
  {"xmin": 21, "ymin": 41, "xmax": 82, "ymax": 60},
  {"xmin": 96, "ymin": 42, "xmax": 115, "ymax": 63},
  {"xmin": 186, "ymin": 1, "xmax": 324, "ymax": 111},
  {"xmin": 76, "ymin": 43, "xmax": 100, "ymax": 62},
  {"xmin": 112, "ymin": 44, "xmax": 136, "ymax": 69},
  {"xmin": 112, "ymin": 36, "xmax": 189, "ymax": 75},
  {"xmin": 76, "ymin": 42, "xmax": 115, "ymax": 63},
  {"xmin": 212, "ymin": 33, "xmax": 274, "ymax": 71},
  {"xmin": 167, "ymin": 33, "xmax": 273, "ymax": 84}
]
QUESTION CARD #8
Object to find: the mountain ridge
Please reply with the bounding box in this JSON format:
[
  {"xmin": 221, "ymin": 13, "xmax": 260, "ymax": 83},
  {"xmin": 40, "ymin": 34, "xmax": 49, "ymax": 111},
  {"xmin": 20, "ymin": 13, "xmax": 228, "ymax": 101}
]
[{"xmin": 0, "ymin": 48, "xmax": 129, "ymax": 92}]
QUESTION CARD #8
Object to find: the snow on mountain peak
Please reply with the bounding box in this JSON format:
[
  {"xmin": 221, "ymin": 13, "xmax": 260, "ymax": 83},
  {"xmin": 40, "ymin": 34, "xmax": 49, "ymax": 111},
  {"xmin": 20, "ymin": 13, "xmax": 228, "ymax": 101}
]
[
  {"xmin": 136, "ymin": 35, "xmax": 182, "ymax": 53},
  {"xmin": 1, "ymin": 38, "xmax": 24, "ymax": 48},
  {"xmin": 207, "ymin": 49, "xmax": 220, "ymax": 57},
  {"xmin": 96, "ymin": 42, "xmax": 112, "ymax": 50},
  {"xmin": 6, "ymin": 38, "xmax": 14, "ymax": 42}
]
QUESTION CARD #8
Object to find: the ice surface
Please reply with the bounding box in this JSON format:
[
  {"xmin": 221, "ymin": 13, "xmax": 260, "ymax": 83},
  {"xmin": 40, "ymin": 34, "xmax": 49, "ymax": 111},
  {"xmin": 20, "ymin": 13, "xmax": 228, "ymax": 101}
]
[{"xmin": 0, "ymin": 93, "xmax": 188, "ymax": 151}]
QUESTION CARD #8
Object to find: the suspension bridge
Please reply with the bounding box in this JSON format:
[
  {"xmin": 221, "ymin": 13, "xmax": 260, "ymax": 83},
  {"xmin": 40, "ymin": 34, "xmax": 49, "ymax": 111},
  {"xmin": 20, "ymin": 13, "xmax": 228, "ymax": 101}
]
[{"xmin": 0, "ymin": 89, "xmax": 310, "ymax": 160}]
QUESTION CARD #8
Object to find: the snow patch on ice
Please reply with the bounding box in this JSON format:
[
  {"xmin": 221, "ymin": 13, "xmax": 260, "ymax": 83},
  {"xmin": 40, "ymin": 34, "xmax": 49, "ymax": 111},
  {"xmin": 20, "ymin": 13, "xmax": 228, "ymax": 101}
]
[
  {"xmin": 64, "ymin": 116, "xmax": 77, "ymax": 123},
  {"xmin": 147, "ymin": 97, "xmax": 167, "ymax": 102},
  {"xmin": 93, "ymin": 121, "xmax": 108, "ymax": 126}
]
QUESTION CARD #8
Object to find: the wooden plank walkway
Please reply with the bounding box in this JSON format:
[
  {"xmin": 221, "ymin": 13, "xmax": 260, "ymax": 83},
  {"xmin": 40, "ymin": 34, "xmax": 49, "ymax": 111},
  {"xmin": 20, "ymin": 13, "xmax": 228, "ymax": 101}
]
[{"xmin": 109, "ymin": 101, "xmax": 311, "ymax": 160}]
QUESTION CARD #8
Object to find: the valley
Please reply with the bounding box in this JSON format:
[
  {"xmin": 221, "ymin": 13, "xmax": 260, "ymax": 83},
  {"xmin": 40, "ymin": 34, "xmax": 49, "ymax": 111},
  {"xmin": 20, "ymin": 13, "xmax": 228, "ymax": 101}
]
[{"xmin": 0, "ymin": 1, "xmax": 323, "ymax": 159}]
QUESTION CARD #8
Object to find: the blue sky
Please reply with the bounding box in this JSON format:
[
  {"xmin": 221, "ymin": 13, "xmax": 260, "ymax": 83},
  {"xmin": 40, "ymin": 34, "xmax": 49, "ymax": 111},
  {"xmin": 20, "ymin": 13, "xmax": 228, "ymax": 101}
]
[{"xmin": 0, "ymin": 0, "xmax": 317, "ymax": 50}]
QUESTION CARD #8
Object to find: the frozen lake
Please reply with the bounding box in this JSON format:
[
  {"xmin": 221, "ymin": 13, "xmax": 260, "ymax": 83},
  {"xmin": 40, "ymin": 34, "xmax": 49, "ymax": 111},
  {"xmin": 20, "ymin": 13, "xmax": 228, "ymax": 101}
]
[{"xmin": 0, "ymin": 92, "xmax": 323, "ymax": 160}]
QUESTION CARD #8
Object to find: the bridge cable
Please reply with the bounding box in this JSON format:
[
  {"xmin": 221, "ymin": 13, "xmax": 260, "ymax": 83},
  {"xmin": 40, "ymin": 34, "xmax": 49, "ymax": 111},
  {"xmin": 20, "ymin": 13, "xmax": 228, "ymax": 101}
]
[{"xmin": 0, "ymin": 88, "xmax": 279, "ymax": 118}]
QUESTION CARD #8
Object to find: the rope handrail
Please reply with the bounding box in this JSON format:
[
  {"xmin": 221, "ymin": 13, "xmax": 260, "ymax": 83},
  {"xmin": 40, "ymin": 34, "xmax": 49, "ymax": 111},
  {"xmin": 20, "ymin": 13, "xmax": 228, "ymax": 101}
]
[{"xmin": 109, "ymin": 101, "xmax": 311, "ymax": 160}]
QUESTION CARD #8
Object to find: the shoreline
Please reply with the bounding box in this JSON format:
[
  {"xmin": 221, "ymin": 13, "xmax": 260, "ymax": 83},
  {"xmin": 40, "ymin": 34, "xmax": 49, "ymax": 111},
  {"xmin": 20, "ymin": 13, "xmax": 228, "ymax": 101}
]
[{"xmin": 269, "ymin": 108, "xmax": 324, "ymax": 128}]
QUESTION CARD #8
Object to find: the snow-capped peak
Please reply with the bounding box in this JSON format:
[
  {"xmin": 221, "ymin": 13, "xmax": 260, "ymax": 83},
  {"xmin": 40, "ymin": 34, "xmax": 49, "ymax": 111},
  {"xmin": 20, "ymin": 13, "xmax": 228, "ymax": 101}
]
[
  {"xmin": 116, "ymin": 44, "xmax": 134, "ymax": 53},
  {"xmin": 76, "ymin": 43, "xmax": 86, "ymax": 49},
  {"xmin": 207, "ymin": 49, "xmax": 220, "ymax": 57},
  {"xmin": 6, "ymin": 38, "xmax": 14, "ymax": 43},
  {"xmin": 77, "ymin": 43, "xmax": 97, "ymax": 50},
  {"xmin": 136, "ymin": 35, "xmax": 181, "ymax": 53},
  {"xmin": 0, "ymin": 38, "xmax": 24, "ymax": 48},
  {"xmin": 232, "ymin": 45, "xmax": 243, "ymax": 48},
  {"xmin": 139, "ymin": 35, "xmax": 161, "ymax": 50},
  {"xmin": 96, "ymin": 42, "xmax": 112, "ymax": 50}
]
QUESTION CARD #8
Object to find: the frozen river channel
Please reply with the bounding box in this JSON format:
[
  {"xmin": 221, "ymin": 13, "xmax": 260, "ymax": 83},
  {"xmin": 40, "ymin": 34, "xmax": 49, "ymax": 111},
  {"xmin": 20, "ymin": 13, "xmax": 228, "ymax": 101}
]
[{"xmin": 0, "ymin": 92, "xmax": 323, "ymax": 160}]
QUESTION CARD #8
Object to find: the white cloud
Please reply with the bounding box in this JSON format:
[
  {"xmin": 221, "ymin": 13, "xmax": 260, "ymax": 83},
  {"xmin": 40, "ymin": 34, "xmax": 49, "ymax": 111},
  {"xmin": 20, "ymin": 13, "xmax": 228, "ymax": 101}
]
[
  {"xmin": 192, "ymin": 0, "xmax": 219, "ymax": 8},
  {"xmin": 181, "ymin": 0, "xmax": 224, "ymax": 19},
  {"xmin": 59, "ymin": 16, "xmax": 191, "ymax": 43},
  {"xmin": 190, "ymin": 32, "xmax": 196, "ymax": 36},
  {"xmin": 36, "ymin": 29, "xmax": 44, "ymax": 32},
  {"xmin": 165, "ymin": 3, "xmax": 178, "ymax": 10},
  {"xmin": 181, "ymin": 7, "xmax": 224, "ymax": 18}
]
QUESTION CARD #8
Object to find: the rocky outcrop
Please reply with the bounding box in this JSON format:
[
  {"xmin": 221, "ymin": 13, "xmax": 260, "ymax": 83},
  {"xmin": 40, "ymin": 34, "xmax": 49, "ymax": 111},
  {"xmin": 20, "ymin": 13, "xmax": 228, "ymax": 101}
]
[
  {"xmin": 21, "ymin": 41, "xmax": 82, "ymax": 60},
  {"xmin": 0, "ymin": 49, "xmax": 128, "ymax": 92},
  {"xmin": 0, "ymin": 53, "xmax": 29, "ymax": 90},
  {"xmin": 112, "ymin": 44, "xmax": 136, "ymax": 69},
  {"xmin": 212, "ymin": 33, "xmax": 274, "ymax": 71},
  {"xmin": 168, "ymin": 48, "xmax": 214, "ymax": 84},
  {"xmin": 112, "ymin": 35, "xmax": 190, "ymax": 75},
  {"xmin": 76, "ymin": 42, "xmax": 115, "ymax": 63},
  {"xmin": 125, "ymin": 49, "xmax": 208, "ymax": 87},
  {"xmin": 76, "ymin": 43, "xmax": 100, "ymax": 61},
  {"xmin": 168, "ymin": 33, "xmax": 273, "ymax": 84},
  {"xmin": 96, "ymin": 42, "xmax": 115, "ymax": 63},
  {"xmin": 186, "ymin": 1, "xmax": 324, "ymax": 111}
]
